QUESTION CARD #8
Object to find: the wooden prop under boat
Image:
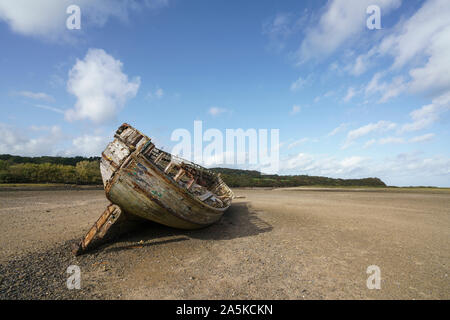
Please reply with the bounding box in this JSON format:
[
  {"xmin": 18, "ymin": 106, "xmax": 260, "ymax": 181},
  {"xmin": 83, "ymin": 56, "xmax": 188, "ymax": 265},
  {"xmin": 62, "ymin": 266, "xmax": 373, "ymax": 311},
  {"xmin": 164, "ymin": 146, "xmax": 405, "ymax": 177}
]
[{"xmin": 72, "ymin": 123, "xmax": 234, "ymax": 255}]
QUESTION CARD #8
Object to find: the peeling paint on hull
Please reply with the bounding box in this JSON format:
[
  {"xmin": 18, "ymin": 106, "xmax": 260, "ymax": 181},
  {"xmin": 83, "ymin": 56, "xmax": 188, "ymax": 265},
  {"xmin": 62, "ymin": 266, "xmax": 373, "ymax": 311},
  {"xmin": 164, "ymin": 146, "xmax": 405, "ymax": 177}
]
[
  {"xmin": 106, "ymin": 154, "xmax": 224, "ymax": 229},
  {"xmin": 73, "ymin": 123, "xmax": 234, "ymax": 254}
]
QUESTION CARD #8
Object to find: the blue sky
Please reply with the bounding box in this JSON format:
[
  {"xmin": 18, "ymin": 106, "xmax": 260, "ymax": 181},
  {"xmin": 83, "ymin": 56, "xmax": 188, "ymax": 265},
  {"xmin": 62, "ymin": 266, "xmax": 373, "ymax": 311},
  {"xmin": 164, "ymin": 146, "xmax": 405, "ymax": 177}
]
[{"xmin": 0, "ymin": 0, "xmax": 449, "ymax": 186}]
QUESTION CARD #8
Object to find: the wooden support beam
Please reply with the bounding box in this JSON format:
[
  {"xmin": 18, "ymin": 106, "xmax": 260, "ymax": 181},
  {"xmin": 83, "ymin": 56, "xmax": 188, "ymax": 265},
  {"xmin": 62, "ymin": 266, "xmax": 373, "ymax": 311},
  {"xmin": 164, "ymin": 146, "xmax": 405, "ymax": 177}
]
[
  {"xmin": 72, "ymin": 204, "xmax": 123, "ymax": 256},
  {"xmin": 164, "ymin": 161, "xmax": 175, "ymax": 174},
  {"xmin": 154, "ymin": 153, "xmax": 164, "ymax": 164},
  {"xmin": 174, "ymin": 168, "xmax": 186, "ymax": 182}
]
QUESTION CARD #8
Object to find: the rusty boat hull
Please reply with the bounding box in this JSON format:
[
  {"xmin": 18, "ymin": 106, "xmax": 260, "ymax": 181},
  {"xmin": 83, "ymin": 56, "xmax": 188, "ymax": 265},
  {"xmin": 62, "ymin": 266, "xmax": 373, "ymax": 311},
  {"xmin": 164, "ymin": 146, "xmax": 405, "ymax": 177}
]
[{"xmin": 73, "ymin": 123, "xmax": 234, "ymax": 254}]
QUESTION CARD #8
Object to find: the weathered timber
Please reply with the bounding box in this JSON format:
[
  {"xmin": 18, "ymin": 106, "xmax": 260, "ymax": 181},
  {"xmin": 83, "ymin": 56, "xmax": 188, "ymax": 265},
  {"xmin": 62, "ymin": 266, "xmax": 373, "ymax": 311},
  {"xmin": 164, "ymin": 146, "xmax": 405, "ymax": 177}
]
[{"xmin": 73, "ymin": 123, "xmax": 234, "ymax": 255}]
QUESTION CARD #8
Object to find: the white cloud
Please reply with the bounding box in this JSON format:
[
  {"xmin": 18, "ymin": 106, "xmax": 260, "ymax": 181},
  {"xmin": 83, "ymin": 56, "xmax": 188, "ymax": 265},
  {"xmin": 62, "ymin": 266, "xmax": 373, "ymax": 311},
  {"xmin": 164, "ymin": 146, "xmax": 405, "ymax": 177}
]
[
  {"xmin": 365, "ymin": 72, "xmax": 406, "ymax": 103},
  {"xmin": 290, "ymin": 77, "xmax": 306, "ymax": 91},
  {"xmin": 283, "ymin": 153, "xmax": 367, "ymax": 177},
  {"xmin": 148, "ymin": 87, "xmax": 164, "ymax": 99},
  {"xmin": 65, "ymin": 48, "xmax": 140, "ymax": 124},
  {"xmin": 340, "ymin": 156, "xmax": 365, "ymax": 168},
  {"xmin": 358, "ymin": 132, "xmax": 436, "ymax": 147},
  {"xmin": 0, "ymin": 0, "xmax": 168, "ymax": 41},
  {"xmin": 408, "ymin": 25, "xmax": 450, "ymax": 97},
  {"xmin": 379, "ymin": 76, "xmax": 406, "ymax": 103},
  {"xmin": 16, "ymin": 91, "xmax": 54, "ymax": 102},
  {"xmin": 315, "ymin": 90, "xmax": 335, "ymax": 103},
  {"xmin": 400, "ymin": 92, "xmax": 450, "ymax": 132},
  {"xmin": 296, "ymin": 0, "xmax": 401, "ymax": 64},
  {"xmin": 347, "ymin": 121, "xmax": 396, "ymax": 140},
  {"xmin": 343, "ymin": 87, "xmax": 357, "ymax": 102},
  {"xmin": 281, "ymin": 151, "xmax": 450, "ymax": 186},
  {"xmin": 0, "ymin": 1, "xmax": 71, "ymax": 40},
  {"xmin": 348, "ymin": 48, "xmax": 377, "ymax": 76},
  {"xmin": 284, "ymin": 153, "xmax": 315, "ymax": 171},
  {"xmin": 263, "ymin": 13, "xmax": 293, "ymax": 37},
  {"xmin": 363, "ymin": 139, "xmax": 377, "ymax": 148},
  {"xmin": 208, "ymin": 107, "xmax": 228, "ymax": 117},
  {"xmin": 349, "ymin": 55, "xmax": 367, "ymax": 76},
  {"xmin": 327, "ymin": 123, "xmax": 348, "ymax": 137},
  {"xmin": 67, "ymin": 134, "xmax": 110, "ymax": 157},
  {"xmin": 365, "ymin": 72, "xmax": 385, "ymax": 96},
  {"xmin": 0, "ymin": 122, "xmax": 112, "ymax": 157},
  {"xmin": 364, "ymin": 135, "xmax": 432, "ymax": 147},
  {"xmin": 290, "ymin": 105, "xmax": 301, "ymax": 115},
  {"xmin": 287, "ymin": 138, "xmax": 309, "ymax": 149},
  {"xmin": 344, "ymin": 120, "xmax": 397, "ymax": 148},
  {"xmin": 374, "ymin": 152, "xmax": 450, "ymax": 186},
  {"xmin": 409, "ymin": 133, "xmax": 435, "ymax": 143},
  {"xmin": 314, "ymin": 0, "xmax": 450, "ymax": 110},
  {"xmin": 378, "ymin": 0, "xmax": 450, "ymax": 70},
  {"xmin": 262, "ymin": 12, "xmax": 307, "ymax": 52},
  {"xmin": 34, "ymin": 104, "xmax": 65, "ymax": 114},
  {"xmin": 378, "ymin": 137, "xmax": 405, "ymax": 145},
  {"xmin": 363, "ymin": 0, "xmax": 450, "ymax": 102},
  {"xmin": 0, "ymin": 123, "xmax": 63, "ymax": 156}
]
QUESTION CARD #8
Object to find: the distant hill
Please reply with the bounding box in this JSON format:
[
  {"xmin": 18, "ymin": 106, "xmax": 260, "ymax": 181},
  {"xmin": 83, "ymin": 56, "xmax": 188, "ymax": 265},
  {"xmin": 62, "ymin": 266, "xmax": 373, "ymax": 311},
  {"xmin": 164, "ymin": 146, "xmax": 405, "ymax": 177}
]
[
  {"xmin": 0, "ymin": 155, "xmax": 386, "ymax": 187},
  {"xmin": 210, "ymin": 167, "xmax": 386, "ymax": 188}
]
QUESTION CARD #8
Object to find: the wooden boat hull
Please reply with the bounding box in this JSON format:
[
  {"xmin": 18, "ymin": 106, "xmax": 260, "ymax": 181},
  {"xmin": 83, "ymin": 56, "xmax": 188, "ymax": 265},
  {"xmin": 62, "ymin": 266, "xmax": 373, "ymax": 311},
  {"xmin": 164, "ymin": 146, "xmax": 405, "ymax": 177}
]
[
  {"xmin": 105, "ymin": 153, "xmax": 226, "ymax": 230},
  {"xmin": 73, "ymin": 123, "xmax": 233, "ymax": 255}
]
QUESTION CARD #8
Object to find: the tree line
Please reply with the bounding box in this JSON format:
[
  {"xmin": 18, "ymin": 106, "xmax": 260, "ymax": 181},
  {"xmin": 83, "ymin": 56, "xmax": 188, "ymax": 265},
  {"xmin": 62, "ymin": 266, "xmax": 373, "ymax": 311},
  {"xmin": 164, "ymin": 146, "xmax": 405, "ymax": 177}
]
[
  {"xmin": 0, "ymin": 157, "xmax": 102, "ymax": 184},
  {"xmin": 210, "ymin": 168, "xmax": 387, "ymax": 188},
  {"xmin": 0, "ymin": 155, "xmax": 387, "ymax": 187},
  {"xmin": 0, "ymin": 154, "xmax": 100, "ymax": 166}
]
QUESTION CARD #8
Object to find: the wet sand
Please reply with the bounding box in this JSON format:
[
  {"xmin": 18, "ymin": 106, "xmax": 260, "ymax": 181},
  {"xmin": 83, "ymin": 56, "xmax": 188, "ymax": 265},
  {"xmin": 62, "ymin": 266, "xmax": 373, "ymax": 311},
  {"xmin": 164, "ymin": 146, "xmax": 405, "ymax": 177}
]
[{"xmin": 0, "ymin": 187, "xmax": 449, "ymax": 299}]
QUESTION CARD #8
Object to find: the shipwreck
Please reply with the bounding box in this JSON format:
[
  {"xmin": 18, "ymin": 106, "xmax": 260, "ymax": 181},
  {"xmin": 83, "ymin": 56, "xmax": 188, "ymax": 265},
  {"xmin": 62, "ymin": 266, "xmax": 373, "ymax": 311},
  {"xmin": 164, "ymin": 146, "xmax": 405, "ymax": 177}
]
[{"xmin": 73, "ymin": 123, "xmax": 234, "ymax": 255}]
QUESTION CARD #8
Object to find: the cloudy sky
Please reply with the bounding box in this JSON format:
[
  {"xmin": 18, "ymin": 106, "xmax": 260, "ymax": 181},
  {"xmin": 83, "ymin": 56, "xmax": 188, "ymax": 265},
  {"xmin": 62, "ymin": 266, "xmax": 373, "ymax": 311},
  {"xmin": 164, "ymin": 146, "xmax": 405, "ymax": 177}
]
[{"xmin": 0, "ymin": 0, "xmax": 449, "ymax": 186}]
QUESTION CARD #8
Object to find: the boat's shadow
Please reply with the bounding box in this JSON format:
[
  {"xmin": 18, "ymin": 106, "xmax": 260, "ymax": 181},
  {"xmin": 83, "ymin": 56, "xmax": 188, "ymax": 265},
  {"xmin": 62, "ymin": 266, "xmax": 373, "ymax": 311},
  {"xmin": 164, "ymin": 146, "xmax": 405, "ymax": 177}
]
[{"xmin": 96, "ymin": 201, "xmax": 272, "ymax": 254}]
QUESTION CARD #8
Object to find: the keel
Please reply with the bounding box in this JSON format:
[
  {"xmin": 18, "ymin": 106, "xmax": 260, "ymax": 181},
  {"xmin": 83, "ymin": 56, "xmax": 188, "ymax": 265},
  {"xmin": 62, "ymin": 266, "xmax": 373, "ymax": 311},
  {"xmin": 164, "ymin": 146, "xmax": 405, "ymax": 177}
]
[{"xmin": 72, "ymin": 204, "xmax": 124, "ymax": 255}]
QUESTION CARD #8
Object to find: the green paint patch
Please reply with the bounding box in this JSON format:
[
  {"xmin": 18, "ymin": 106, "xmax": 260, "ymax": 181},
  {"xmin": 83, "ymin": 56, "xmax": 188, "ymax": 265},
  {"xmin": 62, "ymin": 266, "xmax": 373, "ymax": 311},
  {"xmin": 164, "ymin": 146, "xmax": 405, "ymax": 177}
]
[{"xmin": 151, "ymin": 190, "xmax": 163, "ymax": 198}]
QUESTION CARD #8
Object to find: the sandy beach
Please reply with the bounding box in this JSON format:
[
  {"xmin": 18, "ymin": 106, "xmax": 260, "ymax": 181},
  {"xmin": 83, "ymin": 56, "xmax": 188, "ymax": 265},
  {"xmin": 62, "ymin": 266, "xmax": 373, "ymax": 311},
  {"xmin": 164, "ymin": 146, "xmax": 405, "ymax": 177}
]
[{"xmin": 0, "ymin": 187, "xmax": 449, "ymax": 299}]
